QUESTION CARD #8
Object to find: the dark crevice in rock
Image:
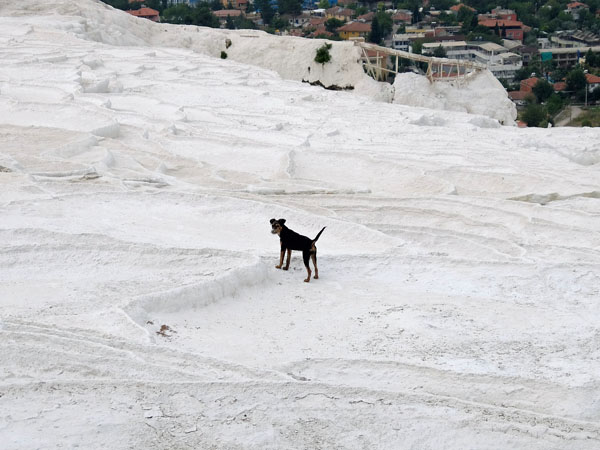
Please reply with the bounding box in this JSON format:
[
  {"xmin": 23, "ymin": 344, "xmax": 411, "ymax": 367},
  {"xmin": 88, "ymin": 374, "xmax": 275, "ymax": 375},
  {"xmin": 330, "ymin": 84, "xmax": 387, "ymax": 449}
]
[{"xmin": 302, "ymin": 79, "xmax": 354, "ymax": 91}]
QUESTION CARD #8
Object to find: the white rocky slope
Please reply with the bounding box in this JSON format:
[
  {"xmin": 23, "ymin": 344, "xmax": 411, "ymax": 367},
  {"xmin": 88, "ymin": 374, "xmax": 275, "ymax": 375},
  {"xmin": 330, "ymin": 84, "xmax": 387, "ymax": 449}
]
[
  {"xmin": 0, "ymin": 0, "xmax": 599, "ymax": 449},
  {"xmin": 0, "ymin": 0, "xmax": 516, "ymax": 122},
  {"xmin": 393, "ymin": 70, "xmax": 517, "ymax": 124}
]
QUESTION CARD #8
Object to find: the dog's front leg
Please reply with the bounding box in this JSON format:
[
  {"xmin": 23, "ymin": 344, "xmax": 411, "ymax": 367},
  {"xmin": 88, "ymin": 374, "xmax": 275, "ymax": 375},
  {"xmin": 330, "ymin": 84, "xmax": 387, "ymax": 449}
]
[
  {"xmin": 283, "ymin": 249, "xmax": 292, "ymax": 270},
  {"xmin": 276, "ymin": 247, "xmax": 285, "ymax": 269}
]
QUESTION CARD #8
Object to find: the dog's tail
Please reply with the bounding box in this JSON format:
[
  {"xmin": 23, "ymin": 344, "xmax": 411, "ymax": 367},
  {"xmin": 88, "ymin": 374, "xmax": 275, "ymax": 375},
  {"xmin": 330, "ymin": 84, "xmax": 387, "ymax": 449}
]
[{"xmin": 312, "ymin": 226, "xmax": 326, "ymax": 243}]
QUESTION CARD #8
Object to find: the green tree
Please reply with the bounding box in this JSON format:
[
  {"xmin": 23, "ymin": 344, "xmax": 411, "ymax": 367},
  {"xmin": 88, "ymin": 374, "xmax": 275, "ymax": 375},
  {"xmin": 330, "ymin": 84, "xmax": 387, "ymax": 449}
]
[
  {"xmin": 318, "ymin": 0, "xmax": 331, "ymax": 7},
  {"xmin": 162, "ymin": 4, "xmax": 219, "ymax": 27},
  {"xmin": 532, "ymin": 79, "xmax": 554, "ymax": 103},
  {"xmin": 411, "ymin": 4, "xmax": 421, "ymax": 24},
  {"xmin": 466, "ymin": 30, "xmax": 503, "ymax": 45},
  {"xmin": 412, "ymin": 39, "xmax": 423, "ymax": 54},
  {"xmin": 460, "ymin": 12, "xmax": 478, "ymax": 34},
  {"xmin": 141, "ymin": 0, "xmax": 165, "ymax": 12},
  {"xmin": 430, "ymin": 0, "xmax": 454, "ymax": 10},
  {"xmin": 514, "ymin": 65, "xmax": 532, "ymax": 82},
  {"xmin": 522, "ymin": 103, "xmax": 547, "ymax": 127},
  {"xmin": 270, "ymin": 16, "xmax": 289, "ymax": 30},
  {"xmin": 493, "ymin": 21, "xmax": 500, "ymax": 37},
  {"xmin": 433, "ymin": 45, "xmax": 447, "ymax": 58},
  {"xmin": 586, "ymin": 49, "xmax": 599, "ymax": 68},
  {"xmin": 369, "ymin": 15, "xmax": 383, "ymax": 44},
  {"xmin": 200, "ymin": 5, "xmax": 221, "ymax": 28},
  {"xmin": 162, "ymin": 4, "xmax": 196, "ymax": 24},
  {"xmin": 226, "ymin": 15, "xmax": 235, "ymax": 29},
  {"xmin": 515, "ymin": 60, "xmax": 543, "ymax": 81},
  {"xmin": 539, "ymin": 1, "xmax": 560, "ymax": 21},
  {"xmin": 194, "ymin": 5, "xmax": 220, "ymax": 27},
  {"xmin": 255, "ymin": 0, "xmax": 275, "ymax": 25},
  {"xmin": 438, "ymin": 12, "xmax": 457, "ymax": 25},
  {"xmin": 375, "ymin": 11, "xmax": 393, "ymax": 36},
  {"xmin": 278, "ymin": 0, "xmax": 302, "ymax": 16},
  {"xmin": 234, "ymin": 15, "xmax": 258, "ymax": 29},
  {"xmin": 457, "ymin": 6, "xmax": 473, "ymax": 24},
  {"xmin": 566, "ymin": 67, "xmax": 587, "ymax": 92},
  {"xmin": 100, "ymin": 0, "xmax": 129, "ymax": 10},
  {"xmin": 546, "ymin": 93, "xmax": 564, "ymax": 116},
  {"xmin": 325, "ymin": 18, "xmax": 345, "ymax": 33},
  {"xmin": 498, "ymin": 77, "xmax": 510, "ymax": 90},
  {"xmin": 354, "ymin": 5, "xmax": 369, "ymax": 16},
  {"xmin": 128, "ymin": 1, "xmax": 143, "ymax": 11},
  {"xmin": 315, "ymin": 33, "xmax": 342, "ymax": 40}
]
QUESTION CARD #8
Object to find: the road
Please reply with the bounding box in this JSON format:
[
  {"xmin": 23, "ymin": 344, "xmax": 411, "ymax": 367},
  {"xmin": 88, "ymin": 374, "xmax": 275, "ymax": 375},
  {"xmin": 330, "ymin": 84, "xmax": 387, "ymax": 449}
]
[{"xmin": 555, "ymin": 105, "xmax": 583, "ymax": 126}]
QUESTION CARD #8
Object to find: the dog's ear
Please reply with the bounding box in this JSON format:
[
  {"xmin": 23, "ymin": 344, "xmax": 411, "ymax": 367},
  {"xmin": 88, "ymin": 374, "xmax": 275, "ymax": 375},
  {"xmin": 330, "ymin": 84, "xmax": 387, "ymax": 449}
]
[
  {"xmin": 279, "ymin": 219, "xmax": 286, "ymax": 225},
  {"xmin": 270, "ymin": 218, "xmax": 276, "ymax": 224}
]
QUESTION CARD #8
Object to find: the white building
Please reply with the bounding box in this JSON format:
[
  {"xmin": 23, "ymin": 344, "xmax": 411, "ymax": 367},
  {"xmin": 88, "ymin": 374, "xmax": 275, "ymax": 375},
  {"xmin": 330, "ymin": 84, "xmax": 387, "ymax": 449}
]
[
  {"xmin": 392, "ymin": 34, "xmax": 411, "ymax": 52},
  {"xmin": 422, "ymin": 40, "xmax": 523, "ymax": 81},
  {"xmin": 537, "ymin": 37, "xmax": 552, "ymax": 49}
]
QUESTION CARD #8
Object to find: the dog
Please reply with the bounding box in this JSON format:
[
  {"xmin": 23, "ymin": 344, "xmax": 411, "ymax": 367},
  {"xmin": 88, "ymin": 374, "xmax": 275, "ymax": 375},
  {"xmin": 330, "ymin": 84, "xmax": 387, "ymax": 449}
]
[{"xmin": 270, "ymin": 218, "xmax": 326, "ymax": 283}]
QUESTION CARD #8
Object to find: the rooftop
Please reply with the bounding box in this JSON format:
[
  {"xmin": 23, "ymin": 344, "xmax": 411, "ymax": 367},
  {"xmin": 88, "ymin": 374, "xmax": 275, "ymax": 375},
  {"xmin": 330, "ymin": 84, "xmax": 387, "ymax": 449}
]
[
  {"xmin": 567, "ymin": 2, "xmax": 589, "ymax": 8},
  {"xmin": 338, "ymin": 21, "xmax": 371, "ymax": 32},
  {"xmin": 214, "ymin": 9, "xmax": 242, "ymax": 17},
  {"xmin": 479, "ymin": 19, "xmax": 524, "ymax": 27},
  {"xmin": 478, "ymin": 42, "xmax": 507, "ymax": 52},
  {"xmin": 586, "ymin": 73, "xmax": 600, "ymax": 83},
  {"xmin": 423, "ymin": 41, "xmax": 468, "ymax": 48},
  {"xmin": 508, "ymin": 91, "xmax": 530, "ymax": 100},
  {"xmin": 126, "ymin": 7, "xmax": 159, "ymax": 17}
]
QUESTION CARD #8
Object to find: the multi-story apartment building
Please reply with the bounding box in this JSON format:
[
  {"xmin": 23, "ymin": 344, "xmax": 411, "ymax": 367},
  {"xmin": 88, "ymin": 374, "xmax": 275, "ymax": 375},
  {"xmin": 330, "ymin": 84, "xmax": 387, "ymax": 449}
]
[
  {"xmin": 422, "ymin": 41, "xmax": 523, "ymax": 81},
  {"xmin": 544, "ymin": 46, "xmax": 600, "ymax": 67},
  {"xmin": 551, "ymin": 30, "xmax": 600, "ymax": 48},
  {"xmin": 392, "ymin": 34, "xmax": 411, "ymax": 52}
]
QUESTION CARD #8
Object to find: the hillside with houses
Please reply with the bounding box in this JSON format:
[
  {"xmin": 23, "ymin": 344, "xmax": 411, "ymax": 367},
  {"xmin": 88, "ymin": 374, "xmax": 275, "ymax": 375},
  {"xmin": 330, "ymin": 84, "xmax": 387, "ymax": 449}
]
[
  {"xmin": 2, "ymin": 1, "xmax": 600, "ymax": 448},
  {"xmin": 107, "ymin": 0, "xmax": 600, "ymax": 126}
]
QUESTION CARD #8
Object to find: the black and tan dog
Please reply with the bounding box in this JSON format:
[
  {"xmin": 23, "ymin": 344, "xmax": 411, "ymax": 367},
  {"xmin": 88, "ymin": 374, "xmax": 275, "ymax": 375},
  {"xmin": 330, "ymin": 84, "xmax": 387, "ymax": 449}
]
[{"xmin": 270, "ymin": 218, "xmax": 326, "ymax": 283}]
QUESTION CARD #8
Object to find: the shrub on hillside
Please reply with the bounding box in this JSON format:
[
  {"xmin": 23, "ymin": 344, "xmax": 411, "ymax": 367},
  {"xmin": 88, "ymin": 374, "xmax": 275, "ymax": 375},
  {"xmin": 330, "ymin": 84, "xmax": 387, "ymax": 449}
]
[
  {"xmin": 315, "ymin": 43, "xmax": 332, "ymax": 65},
  {"xmin": 522, "ymin": 103, "xmax": 547, "ymax": 127}
]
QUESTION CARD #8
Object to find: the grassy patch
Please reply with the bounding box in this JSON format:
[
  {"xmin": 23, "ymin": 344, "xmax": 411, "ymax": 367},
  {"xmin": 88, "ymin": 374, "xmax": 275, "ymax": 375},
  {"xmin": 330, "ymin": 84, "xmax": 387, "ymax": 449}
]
[{"xmin": 570, "ymin": 106, "xmax": 600, "ymax": 127}]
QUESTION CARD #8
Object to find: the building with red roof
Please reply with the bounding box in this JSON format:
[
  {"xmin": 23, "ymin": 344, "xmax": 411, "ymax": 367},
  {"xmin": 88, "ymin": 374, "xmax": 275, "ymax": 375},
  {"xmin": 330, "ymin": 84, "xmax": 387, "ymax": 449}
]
[
  {"xmin": 214, "ymin": 9, "xmax": 242, "ymax": 26},
  {"xmin": 357, "ymin": 12, "xmax": 375, "ymax": 22},
  {"xmin": 325, "ymin": 7, "xmax": 354, "ymax": 22},
  {"xmin": 553, "ymin": 81, "xmax": 567, "ymax": 92},
  {"xmin": 567, "ymin": 2, "xmax": 589, "ymax": 9},
  {"xmin": 450, "ymin": 4, "xmax": 475, "ymax": 14},
  {"xmin": 520, "ymin": 77, "xmax": 539, "ymax": 92},
  {"xmin": 392, "ymin": 11, "xmax": 412, "ymax": 24},
  {"xmin": 586, "ymin": 73, "xmax": 600, "ymax": 91},
  {"xmin": 478, "ymin": 19, "xmax": 526, "ymax": 41},
  {"xmin": 566, "ymin": 2, "xmax": 589, "ymax": 19},
  {"xmin": 338, "ymin": 21, "xmax": 371, "ymax": 40},
  {"xmin": 126, "ymin": 7, "xmax": 160, "ymax": 22},
  {"xmin": 507, "ymin": 90, "xmax": 530, "ymax": 106}
]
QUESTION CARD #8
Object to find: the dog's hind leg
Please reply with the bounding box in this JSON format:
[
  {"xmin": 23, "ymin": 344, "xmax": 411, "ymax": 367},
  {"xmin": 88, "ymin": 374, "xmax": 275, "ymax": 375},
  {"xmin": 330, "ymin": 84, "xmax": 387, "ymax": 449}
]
[
  {"xmin": 283, "ymin": 249, "xmax": 292, "ymax": 270},
  {"xmin": 311, "ymin": 246, "xmax": 318, "ymax": 279},
  {"xmin": 303, "ymin": 250, "xmax": 312, "ymax": 282}
]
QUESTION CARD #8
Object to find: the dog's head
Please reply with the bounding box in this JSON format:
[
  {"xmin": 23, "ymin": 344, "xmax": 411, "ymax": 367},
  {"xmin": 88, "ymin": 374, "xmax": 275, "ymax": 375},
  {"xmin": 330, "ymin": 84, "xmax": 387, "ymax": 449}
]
[{"xmin": 270, "ymin": 218, "xmax": 286, "ymax": 235}]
